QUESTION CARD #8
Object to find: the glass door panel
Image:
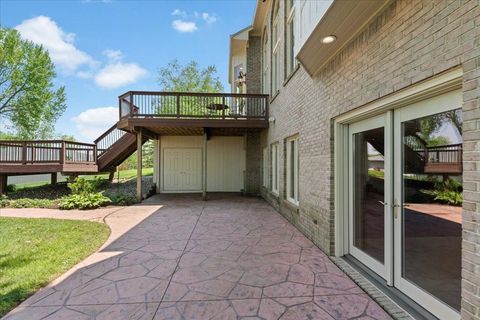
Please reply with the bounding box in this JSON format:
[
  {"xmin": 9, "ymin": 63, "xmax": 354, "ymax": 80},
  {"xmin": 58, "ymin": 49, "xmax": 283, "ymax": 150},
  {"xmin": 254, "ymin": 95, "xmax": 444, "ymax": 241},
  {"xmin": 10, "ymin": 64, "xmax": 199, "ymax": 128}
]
[
  {"xmin": 393, "ymin": 90, "xmax": 462, "ymax": 320},
  {"xmin": 352, "ymin": 128, "xmax": 385, "ymax": 264},
  {"xmin": 400, "ymin": 109, "xmax": 462, "ymax": 310},
  {"xmin": 349, "ymin": 114, "xmax": 391, "ymax": 279}
]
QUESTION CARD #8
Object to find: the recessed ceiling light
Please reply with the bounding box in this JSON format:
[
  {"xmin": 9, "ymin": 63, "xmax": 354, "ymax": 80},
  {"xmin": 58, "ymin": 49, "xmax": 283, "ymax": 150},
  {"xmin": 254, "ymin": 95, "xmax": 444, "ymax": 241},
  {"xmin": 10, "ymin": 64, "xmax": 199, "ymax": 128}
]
[{"xmin": 321, "ymin": 35, "xmax": 337, "ymax": 44}]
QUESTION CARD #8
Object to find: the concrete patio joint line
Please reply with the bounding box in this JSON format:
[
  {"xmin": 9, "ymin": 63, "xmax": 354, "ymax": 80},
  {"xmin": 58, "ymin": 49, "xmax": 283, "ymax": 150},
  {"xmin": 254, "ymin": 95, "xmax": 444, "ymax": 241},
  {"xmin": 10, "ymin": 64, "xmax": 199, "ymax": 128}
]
[{"xmin": 151, "ymin": 200, "xmax": 207, "ymax": 319}]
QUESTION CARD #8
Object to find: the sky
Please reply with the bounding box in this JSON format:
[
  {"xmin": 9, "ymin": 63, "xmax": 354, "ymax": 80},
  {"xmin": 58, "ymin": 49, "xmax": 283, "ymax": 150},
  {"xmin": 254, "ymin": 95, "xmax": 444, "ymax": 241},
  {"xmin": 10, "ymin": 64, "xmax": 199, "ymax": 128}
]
[{"xmin": 0, "ymin": 0, "xmax": 256, "ymax": 141}]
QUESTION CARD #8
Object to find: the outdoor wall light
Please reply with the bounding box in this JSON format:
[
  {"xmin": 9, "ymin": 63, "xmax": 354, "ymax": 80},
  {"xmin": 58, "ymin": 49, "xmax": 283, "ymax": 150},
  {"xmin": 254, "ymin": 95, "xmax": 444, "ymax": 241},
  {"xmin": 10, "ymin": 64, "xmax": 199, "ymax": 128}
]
[{"xmin": 321, "ymin": 35, "xmax": 337, "ymax": 44}]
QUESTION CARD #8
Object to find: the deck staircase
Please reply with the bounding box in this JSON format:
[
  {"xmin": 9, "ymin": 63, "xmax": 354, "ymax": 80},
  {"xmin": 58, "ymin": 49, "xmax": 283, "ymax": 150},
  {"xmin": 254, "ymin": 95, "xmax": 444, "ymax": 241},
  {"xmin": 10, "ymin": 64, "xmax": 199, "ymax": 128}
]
[
  {"xmin": 94, "ymin": 125, "xmax": 148, "ymax": 172},
  {"xmin": 0, "ymin": 123, "xmax": 147, "ymax": 194},
  {"xmin": 365, "ymin": 126, "xmax": 462, "ymax": 175}
]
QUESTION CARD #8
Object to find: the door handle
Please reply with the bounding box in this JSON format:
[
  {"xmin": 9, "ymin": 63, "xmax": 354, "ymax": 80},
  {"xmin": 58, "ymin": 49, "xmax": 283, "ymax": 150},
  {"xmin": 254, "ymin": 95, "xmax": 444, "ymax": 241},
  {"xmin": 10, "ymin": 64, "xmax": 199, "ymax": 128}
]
[
  {"xmin": 378, "ymin": 201, "xmax": 388, "ymax": 206},
  {"xmin": 393, "ymin": 199, "xmax": 401, "ymax": 219}
]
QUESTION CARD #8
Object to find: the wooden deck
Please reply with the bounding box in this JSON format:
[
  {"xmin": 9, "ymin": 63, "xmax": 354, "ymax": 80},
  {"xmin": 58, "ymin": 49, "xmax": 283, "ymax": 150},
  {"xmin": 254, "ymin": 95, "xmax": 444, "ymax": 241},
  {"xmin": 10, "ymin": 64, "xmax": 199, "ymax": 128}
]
[{"xmin": 117, "ymin": 91, "xmax": 269, "ymax": 134}]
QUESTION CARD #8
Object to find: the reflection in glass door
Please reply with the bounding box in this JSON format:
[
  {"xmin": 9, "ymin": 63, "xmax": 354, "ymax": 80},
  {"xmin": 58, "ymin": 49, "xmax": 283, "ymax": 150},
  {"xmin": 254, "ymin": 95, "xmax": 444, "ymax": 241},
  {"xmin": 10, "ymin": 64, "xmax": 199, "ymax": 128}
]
[
  {"xmin": 353, "ymin": 128, "xmax": 385, "ymax": 263},
  {"xmin": 349, "ymin": 114, "xmax": 391, "ymax": 279},
  {"xmin": 394, "ymin": 90, "xmax": 462, "ymax": 320}
]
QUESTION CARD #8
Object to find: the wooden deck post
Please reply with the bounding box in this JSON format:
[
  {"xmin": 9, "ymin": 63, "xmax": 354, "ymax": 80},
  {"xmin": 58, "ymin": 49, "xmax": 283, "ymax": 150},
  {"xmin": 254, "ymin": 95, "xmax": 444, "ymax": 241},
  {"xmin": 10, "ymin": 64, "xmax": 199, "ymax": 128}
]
[
  {"xmin": 136, "ymin": 128, "xmax": 143, "ymax": 202},
  {"xmin": 51, "ymin": 173, "xmax": 57, "ymax": 185},
  {"xmin": 0, "ymin": 175, "xmax": 7, "ymax": 195},
  {"xmin": 202, "ymin": 131, "xmax": 207, "ymax": 201}
]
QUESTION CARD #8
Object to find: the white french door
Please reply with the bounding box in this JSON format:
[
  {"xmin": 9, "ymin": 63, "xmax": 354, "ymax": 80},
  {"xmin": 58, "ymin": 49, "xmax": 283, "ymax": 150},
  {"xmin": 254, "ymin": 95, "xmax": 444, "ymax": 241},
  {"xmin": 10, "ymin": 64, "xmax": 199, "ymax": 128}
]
[
  {"xmin": 348, "ymin": 90, "xmax": 462, "ymax": 320},
  {"xmin": 348, "ymin": 113, "xmax": 393, "ymax": 281},
  {"xmin": 392, "ymin": 90, "xmax": 462, "ymax": 320}
]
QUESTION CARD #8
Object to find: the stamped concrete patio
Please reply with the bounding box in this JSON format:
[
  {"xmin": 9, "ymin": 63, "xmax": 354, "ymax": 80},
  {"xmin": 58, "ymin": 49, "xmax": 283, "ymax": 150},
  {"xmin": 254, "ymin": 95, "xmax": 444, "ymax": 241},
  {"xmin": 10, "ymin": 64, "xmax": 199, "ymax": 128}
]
[{"xmin": 4, "ymin": 194, "xmax": 391, "ymax": 320}]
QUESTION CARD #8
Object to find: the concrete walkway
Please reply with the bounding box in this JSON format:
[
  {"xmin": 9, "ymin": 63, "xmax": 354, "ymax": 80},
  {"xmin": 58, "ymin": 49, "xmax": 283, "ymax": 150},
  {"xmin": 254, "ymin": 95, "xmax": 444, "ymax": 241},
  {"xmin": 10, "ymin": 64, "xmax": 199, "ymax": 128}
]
[
  {"xmin": 0, "ymin": 206, "xmax": 123, "ymax": 222},
  {"xmin": 4, "ymin": 194, "xmax": 391, "ymax": 320}
]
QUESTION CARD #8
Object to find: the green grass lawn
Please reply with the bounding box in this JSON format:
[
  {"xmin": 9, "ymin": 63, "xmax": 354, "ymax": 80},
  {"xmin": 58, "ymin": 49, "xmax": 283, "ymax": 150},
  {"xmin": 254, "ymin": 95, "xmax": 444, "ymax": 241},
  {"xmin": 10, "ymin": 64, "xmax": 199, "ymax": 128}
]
[{"xmin": 0, "ymin": 217, "xmax": 110, "ymax": 316}]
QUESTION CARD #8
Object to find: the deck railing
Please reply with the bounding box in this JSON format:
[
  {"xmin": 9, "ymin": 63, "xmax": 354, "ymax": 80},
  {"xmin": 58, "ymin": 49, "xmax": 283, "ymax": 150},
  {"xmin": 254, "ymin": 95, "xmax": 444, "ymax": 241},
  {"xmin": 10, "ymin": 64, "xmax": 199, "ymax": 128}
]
[
  {"xmin": 94, "ymin": 125, "xmax": 126, "ymax": 158},
  {"xmin": 0, "ymin": 140, "xmax": 97, "ymax": 165},
  {"xmin": 424, "ymin": 143, "xmax": 462, "ymax": 164},
  {"xmin": 119, "ymin": 91, "xmax": 269, "ymax": 120}
]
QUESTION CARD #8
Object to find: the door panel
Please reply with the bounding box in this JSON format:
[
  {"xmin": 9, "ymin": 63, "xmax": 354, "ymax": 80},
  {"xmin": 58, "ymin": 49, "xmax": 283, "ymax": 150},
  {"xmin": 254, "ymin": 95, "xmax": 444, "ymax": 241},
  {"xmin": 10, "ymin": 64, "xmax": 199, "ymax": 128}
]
[
  {"xmin": 393, "ymin": 91, "xmax": 462, "ymax": 319},
  {"xmin": 163, "ymin": 149, "xmax": 182, "ymax": 191},
  {"xmin": 183, "ymin": 149, "xmax": 202, "ymax": 190},
  {"xmin": 348, "ymin": 113, "xmax": 392, "ymax": 279},
  {"xmin": 352, "ymin": 127, "xmax": 385, "ymax": 264},
  {"xmin": 163, "ymin": 148, "xmax": 202, "ymax": 191},
  {"xmin": 207, "ymin": 137, "xmax": 245, "ymax": 192}
]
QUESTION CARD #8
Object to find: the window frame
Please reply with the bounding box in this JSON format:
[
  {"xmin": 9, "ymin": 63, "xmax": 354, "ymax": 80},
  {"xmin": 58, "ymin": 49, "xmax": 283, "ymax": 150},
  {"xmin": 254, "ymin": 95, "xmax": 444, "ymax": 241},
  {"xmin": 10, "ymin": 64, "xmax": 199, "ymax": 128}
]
[
  {"xmin": 263, "ymin": 147, "xmax": 269, "ymax": 188},
  {"xmin": 271, "ymin": 0, "xmax": 281, "ymax": 95},
  {"xmin": 285, "ymin": 0, "xmax": 296, "ymax": 78},
  {"xmin": 286, "ymin": 135, "xmax": 299, "ymax": 205},
  {"xmin": 262, "ymin": 27, "xmax": 269, "ymax": 95},
  {"xmin": 271, "ymin": 142, "xmax": 279, "ymax": 195}
]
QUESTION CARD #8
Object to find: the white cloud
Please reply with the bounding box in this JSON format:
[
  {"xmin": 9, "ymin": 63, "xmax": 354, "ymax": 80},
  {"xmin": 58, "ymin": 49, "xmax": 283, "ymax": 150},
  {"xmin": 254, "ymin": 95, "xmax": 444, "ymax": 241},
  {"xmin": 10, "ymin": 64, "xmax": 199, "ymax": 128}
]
[
  {"xmin": 94, "ymin": 62, "xmax": 147, "ymax": 89},
  {"xmin": 72, "ymin": 107, "xmax": 118, "ymax": 140},
  {"xmin": 76, "ymin": 70, "xmax": 94, "ymax": 79},
  {"xmin": 15, "ymin": 16, "xmax": 96, "ymax": 73},
  {"xmin": 171, "ymin": 9, "xmax": 186, "ymax": 18},
  {"xmin": 202, "ymin": 12, "xmax": 217, "ymax": 24},
  {"xmin": 172, "ymin": 20, "xmax": 198, "ymax": 33},
  {"xmin": 103, "ymin": 49, "xmax": 123, "ymax": 62}
]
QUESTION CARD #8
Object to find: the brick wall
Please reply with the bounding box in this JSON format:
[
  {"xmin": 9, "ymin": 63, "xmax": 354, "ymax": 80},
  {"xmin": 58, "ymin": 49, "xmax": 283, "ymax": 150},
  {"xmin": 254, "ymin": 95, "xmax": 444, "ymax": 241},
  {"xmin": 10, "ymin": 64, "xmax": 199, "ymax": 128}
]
[
  {"xmin": 254, "ymin": 0, "xmax": 480, "ymax": 318},
  {"xmin": 246, "ymin": 36, "xmax": 262, "ymax": 94}
]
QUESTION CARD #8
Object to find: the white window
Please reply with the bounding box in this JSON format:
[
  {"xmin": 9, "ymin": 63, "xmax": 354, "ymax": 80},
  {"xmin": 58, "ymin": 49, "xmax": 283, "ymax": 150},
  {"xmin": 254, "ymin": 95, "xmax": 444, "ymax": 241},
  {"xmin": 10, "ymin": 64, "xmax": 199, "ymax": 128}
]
[
  {"xmin": 263, "ymin": 147, "xmax": 269, "ymax": 187},
  {"xmin": 271, "ymin": 0, "xmax": 280, "ymax": 94},
  {"xmin": 262, "ymin": 28, "xmax": 269, "ymax": 95},
  {"xmin": 286, "ymin": 136, "xmax": 299, "ymax": 204},
  {"xmin": 271, "ymin": 143, "xmax": 279, "ymax": 195},
  {"xmin": 285, "ymin": 0, "xmax": 295, "ymax": 77}
]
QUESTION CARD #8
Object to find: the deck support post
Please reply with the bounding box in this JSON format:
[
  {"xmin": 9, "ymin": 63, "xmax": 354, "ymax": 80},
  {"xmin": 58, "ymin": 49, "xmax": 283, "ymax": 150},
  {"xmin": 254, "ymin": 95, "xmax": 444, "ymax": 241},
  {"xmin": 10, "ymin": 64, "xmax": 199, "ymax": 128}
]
[
  {"xmin": 136, "ymin": 129, "xmax": 143, "ymax": 202},
  {"xmin": 108, "ymin": 171, "xmax": 115, "ymax": 182},
  {"xmin": 202, "ymin": 131, "xmax": 207, "ymax": 201},
  {"xmin": 50, "ymin": 173, "xmax": 57, "ymax": 185},
  {"xmin": 0, "ymin": 175, "xmax": 7, "ymax": 195}
]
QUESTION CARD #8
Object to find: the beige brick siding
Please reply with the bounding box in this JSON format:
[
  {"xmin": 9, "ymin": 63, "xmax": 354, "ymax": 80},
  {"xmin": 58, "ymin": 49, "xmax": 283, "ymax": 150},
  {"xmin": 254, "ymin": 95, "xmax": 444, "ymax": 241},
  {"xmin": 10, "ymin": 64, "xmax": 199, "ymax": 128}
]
[
  {"xmin": 247, "ymin": 36, "xmax": 262, "ymax": 94},
  {"xmin": 252, "ymin": 0, "xmax": 480, "ymax": 318}
]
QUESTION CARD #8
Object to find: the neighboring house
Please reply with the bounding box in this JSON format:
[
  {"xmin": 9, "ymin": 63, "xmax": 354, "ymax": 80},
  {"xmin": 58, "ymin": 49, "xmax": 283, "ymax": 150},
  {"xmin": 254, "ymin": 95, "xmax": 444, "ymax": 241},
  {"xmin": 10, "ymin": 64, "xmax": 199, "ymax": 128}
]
[{"xmin": 1, "ymin": 1, "xmax": 479, "ymax": 319}]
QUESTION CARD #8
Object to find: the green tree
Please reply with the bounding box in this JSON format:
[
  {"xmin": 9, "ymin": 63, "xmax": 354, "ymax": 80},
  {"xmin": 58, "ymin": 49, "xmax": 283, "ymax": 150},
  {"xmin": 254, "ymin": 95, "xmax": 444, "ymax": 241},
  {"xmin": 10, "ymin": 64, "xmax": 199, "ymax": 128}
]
[
  {"xmin": 0, "ymin": 28, "xmax": 66, "ymax": 139},
  {"xmin": 158, "ymin": 59, "xmax": 223, "ymax": 93},
  {"xmin": 156, "ymin": 60, "xmax": 224, "ymax": 116}
]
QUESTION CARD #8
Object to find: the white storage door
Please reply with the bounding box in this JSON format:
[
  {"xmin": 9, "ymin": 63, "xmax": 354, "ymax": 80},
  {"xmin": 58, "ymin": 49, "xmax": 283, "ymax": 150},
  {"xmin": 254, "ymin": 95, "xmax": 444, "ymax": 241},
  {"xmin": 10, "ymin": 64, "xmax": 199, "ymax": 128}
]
[
  {"xmin": 163, "ymin": 148, "xmax": 202, "ymax": 191},
  {"xmin": 207, "ymin": 137, "xmax": 245, "ymax": 192}
]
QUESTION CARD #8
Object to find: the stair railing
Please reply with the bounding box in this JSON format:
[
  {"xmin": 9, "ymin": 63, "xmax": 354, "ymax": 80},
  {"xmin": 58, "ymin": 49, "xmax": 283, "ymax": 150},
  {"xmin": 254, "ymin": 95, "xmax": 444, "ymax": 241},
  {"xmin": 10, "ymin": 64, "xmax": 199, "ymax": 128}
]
[{"xmin": 94, "ymin": 125, "xmax": 126, "ymax": 158}]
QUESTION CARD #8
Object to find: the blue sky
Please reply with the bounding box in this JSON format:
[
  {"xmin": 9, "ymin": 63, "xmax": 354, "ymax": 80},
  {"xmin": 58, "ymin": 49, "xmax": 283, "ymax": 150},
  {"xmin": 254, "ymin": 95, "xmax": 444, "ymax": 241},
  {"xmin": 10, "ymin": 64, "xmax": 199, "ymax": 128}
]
[{"xmin": 0, "ymin": 0, "xmax": 255, "ymax": 140}]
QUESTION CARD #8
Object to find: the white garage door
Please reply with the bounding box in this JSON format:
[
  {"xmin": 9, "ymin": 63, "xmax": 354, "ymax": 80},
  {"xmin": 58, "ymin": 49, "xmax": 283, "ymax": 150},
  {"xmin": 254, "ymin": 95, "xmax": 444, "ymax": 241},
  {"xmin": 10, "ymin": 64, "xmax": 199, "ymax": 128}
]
[{"xmin": 163, "ymin": 148, "xmax": 202, "ymax": 191}]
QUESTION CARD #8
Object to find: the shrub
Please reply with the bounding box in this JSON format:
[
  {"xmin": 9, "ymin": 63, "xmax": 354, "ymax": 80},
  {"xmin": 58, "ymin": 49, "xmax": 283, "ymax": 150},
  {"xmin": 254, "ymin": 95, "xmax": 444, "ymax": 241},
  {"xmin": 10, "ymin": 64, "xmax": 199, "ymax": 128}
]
[
  {"xmin": 424, "ymin": 177, "xmax": 463, "ymax": 206},
  {"xmin": 433, "ymin": 190, "xmax": 463, "ymax": 206},
  {"xmin": 0, "ymin": 195, "xmax": 9, "ymax": 207},
  {"xmin": 67, "ymin": 177, "xmax": 102, "ymax": 195},
  {"xmin": 6, "ymin": 184, "xmax": 16, "ymax": 193},
  {"xmin": 60, "ymin": 193, "xmax": 111, "ymax": 210},
  {"xmin": 0, "ymin": 197, "xmax": 57, "ymax": 208},
  {"xmin": 109, "ymin": 194, "xmax": 137, "ymax": 206},
  {"xmin": 8, "ymin": 198, "xmax": 57, "ymax": 208}
]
